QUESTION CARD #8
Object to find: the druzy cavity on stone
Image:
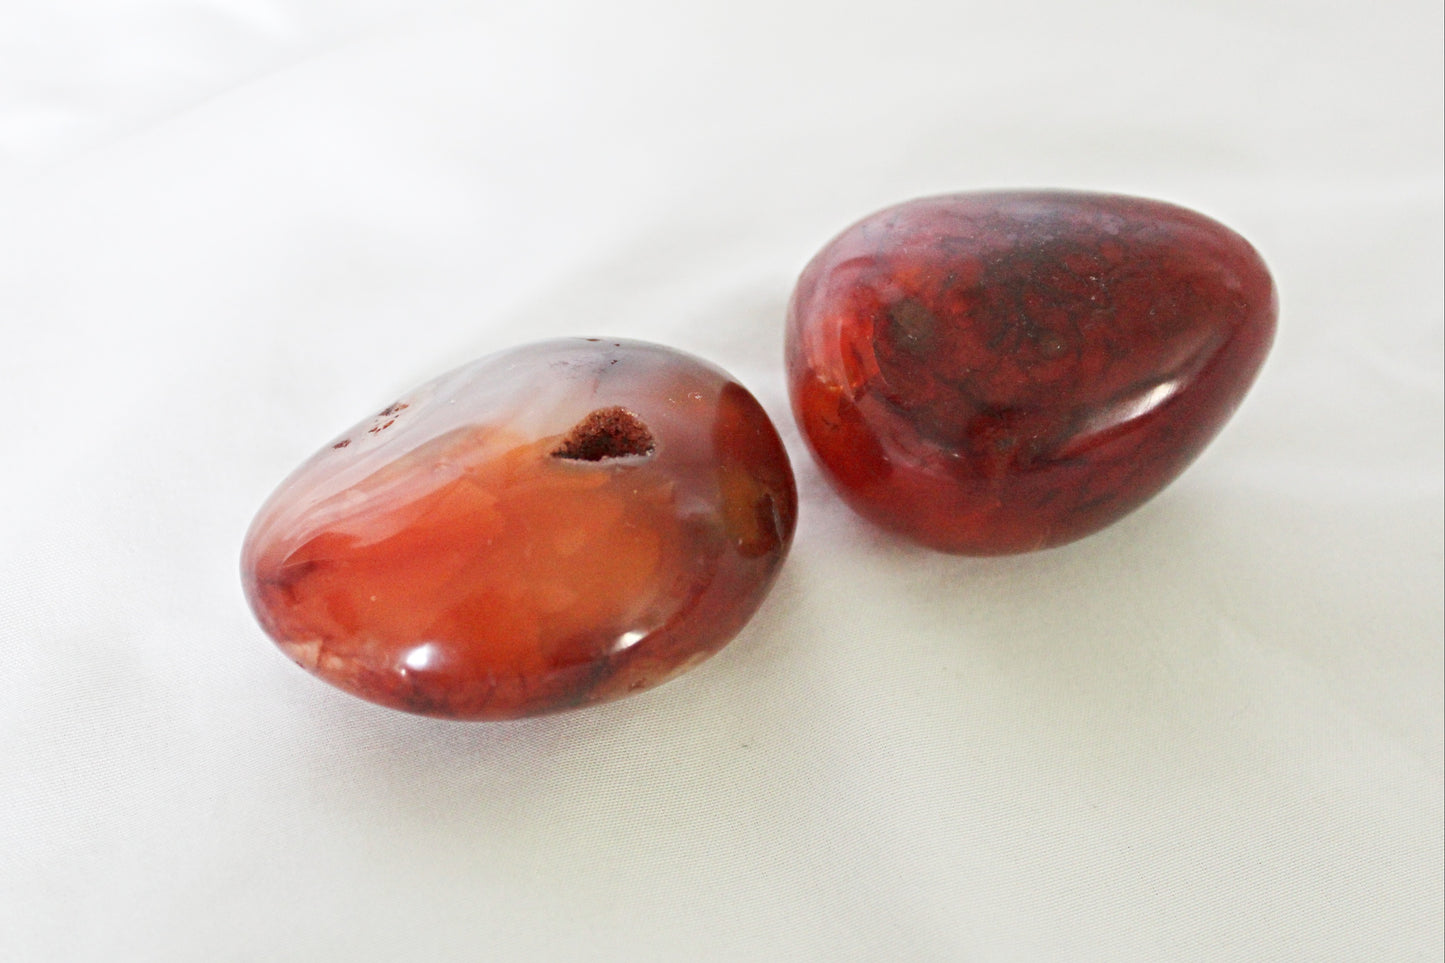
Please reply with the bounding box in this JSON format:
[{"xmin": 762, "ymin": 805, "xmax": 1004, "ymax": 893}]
[
  {"xmin": 786, "ymin": 191, "xmax": 1277, "ymax": 554},
  {"xmin": 242, "ymin": 339, "xmax": 797, "ymax": 719}
]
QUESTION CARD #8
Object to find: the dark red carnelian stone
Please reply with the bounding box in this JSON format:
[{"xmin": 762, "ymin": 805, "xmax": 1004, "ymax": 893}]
[
  {"xmin": 242, "ymin": 339, "xmax": 797, "ymax": 719},
  {"xmin": 786, "ymin": 191, "xmax": 1277, "ymax": 554}
]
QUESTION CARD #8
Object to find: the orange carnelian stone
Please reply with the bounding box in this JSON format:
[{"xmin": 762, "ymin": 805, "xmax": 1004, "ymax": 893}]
[
  {"xmin": 786, "ymin": 191, "xmax": 1277, "ymax": 554},
  {"xmin": 242, "ymin": 339, "xmax": 797, "ymax": 719}
]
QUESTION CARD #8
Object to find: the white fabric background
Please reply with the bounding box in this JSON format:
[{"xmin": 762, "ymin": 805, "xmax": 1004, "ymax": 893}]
[{"xmin": 1, "ymin": 1, "xmax": 1440, "ymax": 959}]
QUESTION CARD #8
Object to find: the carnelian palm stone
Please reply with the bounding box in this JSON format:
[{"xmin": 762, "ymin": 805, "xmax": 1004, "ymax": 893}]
[
  {"xmin": 786, "ymin": 191, "xmax": 1278, "ymax": 554},
  {"xmin": 242, "ymin": 339, "xmax": 797, "ymax": 719}
]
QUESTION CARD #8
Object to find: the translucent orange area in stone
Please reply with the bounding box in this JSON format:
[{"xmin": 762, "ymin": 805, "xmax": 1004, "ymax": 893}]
[{"xmin": 256, "ymin": 438, "xmax": 679, "ymax": 716}]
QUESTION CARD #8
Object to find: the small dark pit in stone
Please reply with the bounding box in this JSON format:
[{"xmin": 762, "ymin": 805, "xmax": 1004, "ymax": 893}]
[{"xmin": 551, "ymin": 407, "xmax": 655, "ymax": 461}]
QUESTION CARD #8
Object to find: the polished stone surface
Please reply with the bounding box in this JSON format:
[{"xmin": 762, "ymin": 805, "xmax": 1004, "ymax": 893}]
[
  {"xmin": 786, "ymin": 191, "xmax": 1278, "ymax": 553},
  {"xmin": 242, "ymin": 339, "xmax": 797, "ymax": 719}
]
